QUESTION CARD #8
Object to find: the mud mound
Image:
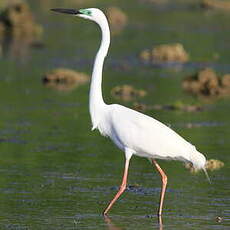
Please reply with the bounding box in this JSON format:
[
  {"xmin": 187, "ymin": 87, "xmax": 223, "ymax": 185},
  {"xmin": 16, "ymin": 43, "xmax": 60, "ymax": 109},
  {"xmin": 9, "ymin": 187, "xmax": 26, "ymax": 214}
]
[
  {"xmin": 185, "ymin": 159, "xmax": 224, "ymax": 173},
  {"xmin": 222, "ymin": 74, "xmax": 230, "ymax": 87},
  {"xmin": 182, "ymin": 68, "xmax": 230, "ymax": 97},
  {"xmin": 111, "ymin": 85, "xmax": 147, "ymax": 102},
  {"xmin": 140, "ymin": 43, "xmax": 189, "ymax": 63},
  {"xmin": 133, "ymin": 101, "xmax": 202, "ymax": 112},
  {"xmin": 0, "ymin": 0, "xmax": 43, "ymax": 57},
  {"xmin": 43, "ymin": 68, "xmax": 89, "ymax": 91},
  {"xmin": 205, "ymin": 159, "xmax": 224, "ymax": 171},
  {"xmin": 106, "ymin": 7, "xmax": 127, "ymax": 35},
  {"xmin": 0, "ymin": 1, "xmax": 42, "ymax": 39},
  {"xmin": 201, "ymin": 0, "xmax": 230, "ymax": 10}
]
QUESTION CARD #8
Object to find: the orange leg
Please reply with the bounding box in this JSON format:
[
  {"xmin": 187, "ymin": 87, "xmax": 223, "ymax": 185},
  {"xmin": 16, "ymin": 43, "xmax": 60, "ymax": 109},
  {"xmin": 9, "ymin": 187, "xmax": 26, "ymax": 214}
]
[
  {"xmin": 152, "ymin": 159, "xmax": 167, "ymax": 216},
  {"xmin": 103, "ymin": 158, "xmax": 130, "ymax": 216}
]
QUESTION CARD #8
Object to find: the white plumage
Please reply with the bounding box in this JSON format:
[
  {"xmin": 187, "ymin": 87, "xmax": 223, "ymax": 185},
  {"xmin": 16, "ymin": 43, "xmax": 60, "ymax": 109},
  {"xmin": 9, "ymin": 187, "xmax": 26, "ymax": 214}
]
[
  {"xmin": 99, "ymin": 104, "xmax": 194, "ymax": 157},
  {"xmin": 52, "ymin": 7, "xmax": 208, "ymax": 217}
]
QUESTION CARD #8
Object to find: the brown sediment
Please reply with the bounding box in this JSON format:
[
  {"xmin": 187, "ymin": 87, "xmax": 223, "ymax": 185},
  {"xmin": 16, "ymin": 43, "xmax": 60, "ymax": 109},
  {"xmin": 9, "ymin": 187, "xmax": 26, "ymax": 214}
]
[
  {"xmin": 201, "ymin": 0, "xmax": 230, "ymax": 11},
  {"xmin": 106, "ymin": 7, "xmax": 127, "ymax": 35},
  {"xmin": 222, "ymin": 74, "xmax": 230, "ymax": 87},
  {"xmin": 182, "ymin": 68, "xmax": 230, "ymax": 98},
  {"xmin": 205, "ymin": 159, "xmax": 225, "ymax": 171},
  {"xmin": 0, "ymin": 1, "xmax": 42, "ymax": 39},
  {"xmin": 185, "ymin": 159, "xmax": 224, "ymax": 173},
  {"xmin": 111, "ymin": 85, "xmax": 147, "ymax": 102},
  {"xmin": 43, "ymin": 68, "xmax": 89, "ymax": 91},
  {"xmin": 133, "ymin": 101, "xmax": 203, "ymax": 113},
  {"xmin": 0, "ymin": 0, "xmax": 43, "ymax": 57},
  {"xmin": 140, "ymin": 43, "xmax": 189, "ymax": 63}
]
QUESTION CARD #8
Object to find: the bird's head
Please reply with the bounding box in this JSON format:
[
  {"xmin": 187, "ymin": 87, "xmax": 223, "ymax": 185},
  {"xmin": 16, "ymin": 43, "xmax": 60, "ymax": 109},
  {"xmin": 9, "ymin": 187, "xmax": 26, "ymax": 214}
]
[
  {"xmin": 51, "ymin": 8, "xmax": 106, "ymax": 24},
  {"xmin": 190, "ymin": 151, "xmax": 211, "ymax": 183},
  {"xmin": 191, "ymin": 151, "xmax": 206, "ymax": 170}
]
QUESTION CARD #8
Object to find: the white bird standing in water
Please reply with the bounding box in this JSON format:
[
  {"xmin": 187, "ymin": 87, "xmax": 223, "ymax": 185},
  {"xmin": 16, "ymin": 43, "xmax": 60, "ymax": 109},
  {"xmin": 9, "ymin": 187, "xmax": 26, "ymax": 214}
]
[{"xmin": 51, "ymin": 8, "xmax": 210, "ymax": 217}]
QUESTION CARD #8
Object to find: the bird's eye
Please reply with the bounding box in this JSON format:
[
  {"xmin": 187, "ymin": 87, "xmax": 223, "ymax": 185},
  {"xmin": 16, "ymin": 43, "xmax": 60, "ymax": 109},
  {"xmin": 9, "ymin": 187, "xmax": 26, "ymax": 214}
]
[
  {"xmin": 79, "ymin": 9, "xmax": 92, "ymax": 16},
  {"xmin": 85, "ymin": 10, "xmax": 91, "ymax": 16}
]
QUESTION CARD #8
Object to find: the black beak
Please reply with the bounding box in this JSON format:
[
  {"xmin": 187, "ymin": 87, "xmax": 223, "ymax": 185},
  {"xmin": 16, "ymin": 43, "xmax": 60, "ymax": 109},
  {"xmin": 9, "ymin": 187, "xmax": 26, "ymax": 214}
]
[{"xmin": 51, "ymin": 8, "xmax": 80, "ymax": 15}]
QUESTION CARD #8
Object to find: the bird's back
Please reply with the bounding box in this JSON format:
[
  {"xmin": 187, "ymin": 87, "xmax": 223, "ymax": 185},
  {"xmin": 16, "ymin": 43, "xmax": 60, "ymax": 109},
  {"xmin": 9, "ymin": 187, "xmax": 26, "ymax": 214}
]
[{"xmin": 99, "ymin": 104, "xmax": 196, "ymax": 162}]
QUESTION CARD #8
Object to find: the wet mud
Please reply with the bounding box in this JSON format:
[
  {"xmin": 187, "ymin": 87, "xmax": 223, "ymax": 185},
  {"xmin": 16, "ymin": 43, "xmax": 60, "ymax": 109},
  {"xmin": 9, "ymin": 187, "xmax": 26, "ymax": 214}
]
[
  {"xmin": 182, "ymin": 68, "xmax": 230, "ymax": 98},
  {"xmin": 111, "ymin": 85, "xmax": 147, "ymax": 102},
  {"xmin": 43, "ymin": 68, "xmax": 89, "ymax": 91},
  {"xmin": 133, "ymin": 101, "xmax": 203, "ymax": 113},
  {"xmin": 201, "ymin": 0, "xmax": 230, "ymax": 11},
  {"xmin": 185, "ymin": 159, "xmax": 224, "ymax": 173},
  {"xmin": 140, "ymin": 43, "xmax": 189, "ymax": 63},
  {"xmin": 0, "ymin": 0, "xmax": 43, "ymax": 57},
  {"xmin": 106, "ymin": 7, "xmax": 127, "ymax": 35}
]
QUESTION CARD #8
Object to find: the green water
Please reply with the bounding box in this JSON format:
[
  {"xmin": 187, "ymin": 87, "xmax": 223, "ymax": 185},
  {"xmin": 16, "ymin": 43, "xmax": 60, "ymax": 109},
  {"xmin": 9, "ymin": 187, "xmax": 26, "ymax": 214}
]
[{"xmin": 0, "ymin": 0, "xmax": 229, "ymax": 229}]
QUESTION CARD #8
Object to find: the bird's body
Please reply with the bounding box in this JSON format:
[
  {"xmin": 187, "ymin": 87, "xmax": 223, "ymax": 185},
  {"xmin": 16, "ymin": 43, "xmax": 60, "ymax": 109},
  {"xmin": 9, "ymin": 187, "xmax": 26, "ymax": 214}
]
[
  {"xmin": 52, "ymin": 7, "xmax": 208, "ymax": 217},
  {"xmin": 96, "ymin": 103, "xmax": 197, "ymax": 162}
]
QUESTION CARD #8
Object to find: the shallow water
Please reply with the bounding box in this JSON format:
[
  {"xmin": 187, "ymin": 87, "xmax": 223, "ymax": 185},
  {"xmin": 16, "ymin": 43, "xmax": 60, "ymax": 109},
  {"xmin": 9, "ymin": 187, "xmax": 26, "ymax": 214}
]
[{"xmin": 0, "ymin": 0, "xmax": 229, "ymax": 229}]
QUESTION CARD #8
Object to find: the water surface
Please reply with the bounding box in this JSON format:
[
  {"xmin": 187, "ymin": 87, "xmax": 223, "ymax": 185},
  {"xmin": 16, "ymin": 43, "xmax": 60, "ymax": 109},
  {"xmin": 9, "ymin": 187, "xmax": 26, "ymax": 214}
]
[{"xmin": 0, "ymin": 0, "xmax": 229, "ymax": 229}]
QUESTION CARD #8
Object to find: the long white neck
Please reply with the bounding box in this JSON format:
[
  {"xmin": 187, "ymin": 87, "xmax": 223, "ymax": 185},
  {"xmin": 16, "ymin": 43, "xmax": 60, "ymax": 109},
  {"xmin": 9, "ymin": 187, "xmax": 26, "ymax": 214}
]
[{"xmin": 89, "ymin": 16, "xmax": 110, "ymax": 130}]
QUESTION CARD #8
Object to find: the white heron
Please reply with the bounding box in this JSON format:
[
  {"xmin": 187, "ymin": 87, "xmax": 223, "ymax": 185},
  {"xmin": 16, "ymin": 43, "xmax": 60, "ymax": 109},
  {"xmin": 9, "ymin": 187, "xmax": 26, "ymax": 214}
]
[{"xmin": 51, "ymin": 8, "xmax": 210, "ymax": 217}]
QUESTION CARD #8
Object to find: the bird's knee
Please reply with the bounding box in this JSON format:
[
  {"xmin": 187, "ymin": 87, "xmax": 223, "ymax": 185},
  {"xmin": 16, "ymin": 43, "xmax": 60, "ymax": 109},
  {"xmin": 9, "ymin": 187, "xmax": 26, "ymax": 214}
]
[
  {"xmin": 120, "ymin": 184, "xmax": 126, "ymax": 192},
  {"xmin": 162, "ymin": 174, "xmax": 167, "ymax": 184}
]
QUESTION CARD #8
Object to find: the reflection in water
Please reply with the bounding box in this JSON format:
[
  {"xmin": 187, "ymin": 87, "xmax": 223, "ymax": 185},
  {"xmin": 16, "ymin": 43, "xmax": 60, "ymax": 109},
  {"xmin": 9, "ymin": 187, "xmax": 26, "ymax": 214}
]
[
  {"xmin": 104, "ymin": 216, "xmax": 122, "ymax": 230},
  {"xmin": 158, "ymin": 216, "xmax": 163, "ymax": 230},
  {"xmin": 2, "ymin": 35, "xmax": 33, "ymax": 60},
  {"xmin": 104, "ymin": 215, "xmax": 163, "ymax": 230}
]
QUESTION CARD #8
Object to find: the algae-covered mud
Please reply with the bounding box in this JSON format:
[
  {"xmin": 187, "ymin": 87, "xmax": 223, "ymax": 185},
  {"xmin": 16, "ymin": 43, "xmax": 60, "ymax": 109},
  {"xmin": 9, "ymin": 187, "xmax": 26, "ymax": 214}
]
[{"xmin": 0, "ymin": 0, "xmax": 229, "ymax": 229}]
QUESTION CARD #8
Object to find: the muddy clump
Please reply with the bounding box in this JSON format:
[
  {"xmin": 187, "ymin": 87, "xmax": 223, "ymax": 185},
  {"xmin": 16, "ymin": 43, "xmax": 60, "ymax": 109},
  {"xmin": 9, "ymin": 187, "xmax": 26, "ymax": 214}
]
[
  {"xmin": 0, "ymin": 1, "xmax": 42, "ymax": 39},
  {"xmin": 43, "ymin": 68, "xmax": 89, "ymax": 91},
  {"xmin": 205, "ymin": 159, "xmax": 225, "ymax": 171},
  {"xmin": 185, "ymin": 159, "xmax": 224, "ymax": 173},
  {"xmin": 133, "ymin": 101, "xmax": 203, "ymax": 113},
  {"xmin": 111, "ymin": 85, "xmax": 147, "ymax": 102},
  {"xmin": 140, "ymin": 43, "xmax": 189, "ymax": 63},
  {"xmin": 106, "ymin": 7, "xmax": 127, "ymax": 35},
  {"xmin": 0, "ymin": 0, "xmax": 43, "ymax": 57},
  {"xmin": 182, "ymin": 68, "xmax": 230, "ymax": 97},
  {"xmin": 201, "ymin": 0, "xmax": 230, "ymax": 11},
  {"xmin": 222, "ymin": 74, "xmax": 230, "ymax": 88}
]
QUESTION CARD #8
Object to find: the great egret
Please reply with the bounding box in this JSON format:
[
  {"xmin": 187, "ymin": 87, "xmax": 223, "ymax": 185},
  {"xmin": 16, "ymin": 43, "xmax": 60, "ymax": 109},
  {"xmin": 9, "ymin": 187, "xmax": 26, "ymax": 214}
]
[{"xmin": 51, "ymin": 8, "xmax": 210, "ymax": 217}]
